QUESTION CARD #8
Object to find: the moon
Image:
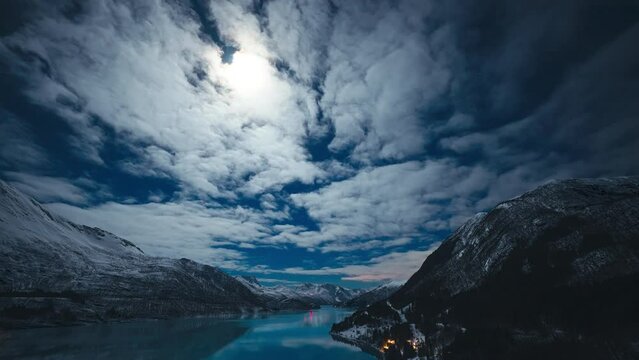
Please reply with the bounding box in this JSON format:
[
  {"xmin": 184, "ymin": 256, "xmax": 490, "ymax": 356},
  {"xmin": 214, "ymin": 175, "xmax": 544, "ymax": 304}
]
[{"xmin": 221, "ymin": 51, "xmax": 271, "ymax": 97}]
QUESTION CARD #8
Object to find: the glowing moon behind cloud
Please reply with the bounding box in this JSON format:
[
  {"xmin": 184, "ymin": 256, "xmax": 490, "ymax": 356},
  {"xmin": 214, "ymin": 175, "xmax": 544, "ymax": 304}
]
[{"xmin": 221, "ymin": 51, "xmax": 272, "ymax": 97}]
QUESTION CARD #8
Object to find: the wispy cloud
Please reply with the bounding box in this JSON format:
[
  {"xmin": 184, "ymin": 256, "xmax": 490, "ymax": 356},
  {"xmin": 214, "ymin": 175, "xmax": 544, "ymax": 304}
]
[
  {"xmin": 4, "ymin": 172, "xmax": 97, "ymax": 205},
  {"xmin": 281, "ymin": 160, "xmax": 495, "ymax": 248},
  {"xmin": 255, "ymin": 245, "xmax": 441, "ymax": 282},
  {"xmin": 0, "ymin": 112, "xmax": 48, "ymax": 170},
  {"xmin": 46, "ymin": 198, "xmax": 280, "ymax": 267}
]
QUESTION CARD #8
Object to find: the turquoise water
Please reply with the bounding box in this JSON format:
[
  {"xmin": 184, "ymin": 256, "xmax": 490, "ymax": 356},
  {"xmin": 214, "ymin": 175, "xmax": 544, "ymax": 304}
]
[{"xmin": 0, "ymin": 306, "xmax": 374, "ymax": 360}]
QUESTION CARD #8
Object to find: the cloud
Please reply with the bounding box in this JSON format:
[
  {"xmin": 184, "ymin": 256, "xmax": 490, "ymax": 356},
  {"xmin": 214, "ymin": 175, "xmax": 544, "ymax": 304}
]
[
  {"xmin": 34, "ymin": 158, "xmax": 491, "ymax": 270},
  {"xmin": 264, "ymin": 0, "xmax": 334, "ymax": 84},
  {"xmin": 255, "ymin": 278, "xmax": 302, "ymax": 286},
  {"xmin": 4, "ymin": 172, "xmax": 94, "ymax": 204},
  {"xmin": 0, "ymin": 111, "xmax": 48, "ymax": 170},
  {"xmin": 319, "ymin": 237, "xmax": 413, "ymax": 253},
  {"xmin": 281, "ymin": 160, "xmax": 495, "ymax": 249},
  {"xmin": 257, "ymin": 245, "xmax": 440, "ymax": 282},
  {"xmin": 0, "ymin": 0, "xmax": 637, "ymax": 282},
  {"xmin": 0, "ymin": 0, "xmax": 324, "ymax": 198},
  {"xmin": 320, "ymin": 0, "xmax": 452, "ymax": 162},
  {"xmin": 439, "ymin": 20, "xmax": 639, "ymax": 205},
  {"xmin": 46, "ymin": 199, "xmax": 276, "ymax": 267}
]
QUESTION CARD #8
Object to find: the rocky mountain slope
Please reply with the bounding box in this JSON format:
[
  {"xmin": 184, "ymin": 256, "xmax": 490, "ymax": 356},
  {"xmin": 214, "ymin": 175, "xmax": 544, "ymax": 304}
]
[
  {"xmin": 0, "ymin": 181, "xmax": 271, "ymax": 328},
  {"xmin": 331, "ymin": 177, "xmax": 639, "ymax": 360},
  {"xmin": 236, "ymin": 276, "xmax": 365, "ymax": 307},
  {"xmin": 343, "ymin": 281, "xmax": 403, "ymax": 309}
]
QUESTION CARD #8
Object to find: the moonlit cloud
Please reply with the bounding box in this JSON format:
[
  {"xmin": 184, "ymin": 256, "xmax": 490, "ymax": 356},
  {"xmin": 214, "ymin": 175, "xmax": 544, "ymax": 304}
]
[
  {"xmin": 47, "ymin": 199, "xmax": 272, "ymax": 267},
  {"xmin": 0, "ymin": 0, "xmax": 323, "ymax": 198},
  {"xmin": 0, "ymin": 112, "xmax": 48, "ymax": 170},
  {"xmin": 321, "ymin": 0, "xmax": 452, "ymax": 162},
  {"xmin": 283, "ymin": 160, "xmax": 495, "ymax": 248},
  {"xmin": 257, "ymin": 246, "xmax": 441, "ymax": 282},
  {"xmin": 4, "ymin": 172, "xmax": 91, "ymax": 205},
  {"xmin": 0, "ymin": 0, "xmax": 637, "ymax": 284}
]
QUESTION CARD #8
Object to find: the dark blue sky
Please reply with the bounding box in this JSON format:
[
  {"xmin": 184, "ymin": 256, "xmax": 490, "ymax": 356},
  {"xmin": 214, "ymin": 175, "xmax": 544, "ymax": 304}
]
[{"xmin": 1, "ymin": 0, "xmax": 638, "ymax": 287}]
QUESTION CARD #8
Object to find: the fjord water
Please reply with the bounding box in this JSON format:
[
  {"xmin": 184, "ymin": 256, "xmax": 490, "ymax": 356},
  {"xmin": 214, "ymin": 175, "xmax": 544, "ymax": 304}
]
[{"xmin": 0, "ymin": 306, "xmax": 373, "ymax": 360}]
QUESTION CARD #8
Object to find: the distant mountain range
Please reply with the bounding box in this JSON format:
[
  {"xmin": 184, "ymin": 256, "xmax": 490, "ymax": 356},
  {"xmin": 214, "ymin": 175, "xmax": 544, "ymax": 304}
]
[
  {"xmin": 331, "ymin": 177, "xmax": 639, "ymax": 360},
  {"xmin": 235, "ymin": 276, "xmax": 367, "ymax": 308},
  {"xmin": 0, "ymin": 181, "xmax": 371, "ymax": 328}
]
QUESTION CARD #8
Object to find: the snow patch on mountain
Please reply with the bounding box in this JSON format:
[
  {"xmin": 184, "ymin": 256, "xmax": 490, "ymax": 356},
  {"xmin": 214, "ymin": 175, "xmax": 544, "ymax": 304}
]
[
  {"xmin": 235, "ymin": 276, "xmax": 365, "ymax": 306},
  {"xmin": 0, "ymin": 180, "xmax": 268, "ymax": 328}
]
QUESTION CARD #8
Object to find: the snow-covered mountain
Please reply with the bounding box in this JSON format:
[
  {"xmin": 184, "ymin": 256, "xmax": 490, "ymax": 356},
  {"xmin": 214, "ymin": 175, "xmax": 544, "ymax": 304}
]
[
  {"xmin": 0, "ymin": 181, "xmax": 270, "ymax": 328},
  {"xmin": 291, "ymin": 282, "xmax": 366, "ymax": 305},
  {"xmin": 331, "ymin": 177, "xmax": 639, "ymax": 360},
  {"xmin": 343, "ymin": 281, "xmax": 403, "ymax": 309},
  {"xmin": 235, "ymin": 276, "xmax": 314, "ymax": 309},
  {"xmin": 235, "ymin": 276, "xmax": 366, "ymax": 307}
]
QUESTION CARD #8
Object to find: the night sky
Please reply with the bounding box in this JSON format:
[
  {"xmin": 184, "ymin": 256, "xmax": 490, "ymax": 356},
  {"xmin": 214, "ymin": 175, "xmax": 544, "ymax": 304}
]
[{"xmin": 1, "ymin": 0, "xmax": 638, "ymax": 287}]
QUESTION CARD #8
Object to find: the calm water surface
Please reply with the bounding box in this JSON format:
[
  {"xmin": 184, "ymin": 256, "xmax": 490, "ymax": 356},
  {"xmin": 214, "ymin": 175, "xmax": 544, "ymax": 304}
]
[{"xmin": 0, "ymin": 306, "xmax": 373, "ymax": 360}]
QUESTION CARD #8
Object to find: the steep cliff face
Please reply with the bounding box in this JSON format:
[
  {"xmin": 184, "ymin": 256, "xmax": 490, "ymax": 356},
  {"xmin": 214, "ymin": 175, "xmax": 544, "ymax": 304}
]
[
  {"xmin": 332, "ymin": 177, "xmax": 639, "ymax": 360},
  {"xmin": 0, "ymin": 181, "xmax": 268, "ymax": 328}
]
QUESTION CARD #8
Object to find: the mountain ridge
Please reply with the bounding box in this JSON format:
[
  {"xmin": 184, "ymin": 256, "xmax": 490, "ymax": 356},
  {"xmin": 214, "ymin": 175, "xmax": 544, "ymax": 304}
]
[
  {"xmin": 343, "ymin": 281, "xmax": 403, "ymax": 309},
  {"xmin": 331, "ymin": 176, "xmax": 639, "ymax": 360},
  {"xmin": 0, "ymin": 180, "xmax": 374, "ymax": 328},
  {"xmin": 0, "ymin": 180, "xmax": 270, "ymax": 328},
  {"xmin": 235, "ymin": 276, "xmax": 366, "ymax": 308}
]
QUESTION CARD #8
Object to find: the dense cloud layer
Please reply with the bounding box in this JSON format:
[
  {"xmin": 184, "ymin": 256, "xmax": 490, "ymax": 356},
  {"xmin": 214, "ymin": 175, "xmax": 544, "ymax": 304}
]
[{"xmin": 1, "ymin": 0, "xmax": 638, "ymax": 282}]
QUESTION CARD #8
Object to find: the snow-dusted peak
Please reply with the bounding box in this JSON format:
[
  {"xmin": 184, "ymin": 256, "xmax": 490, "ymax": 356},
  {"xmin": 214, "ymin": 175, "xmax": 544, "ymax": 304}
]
[
  {"xmin": 233, "ymin": 277, "xmax": 364, "ymax": 306},
  {"xmin": 503, "ymin": 176, "xmax": 639, "ymax": 212},
  {"xmin": 0, "ymin": 181, "xmax": 267, "ymax": 327}
]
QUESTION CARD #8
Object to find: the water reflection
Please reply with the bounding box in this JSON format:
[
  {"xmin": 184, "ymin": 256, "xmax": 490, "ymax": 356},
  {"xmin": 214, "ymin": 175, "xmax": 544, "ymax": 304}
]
[
  {"xmin": 0, "ymin": 307, "xmax": 373, "ymax": 360},
  {"xmin": 209, "ymin": 306, "xmax": 370, "ymax": 360},
  {"xmin": 0, "ymin": 317, "xmax": 247, "ymax": 360},
  {"xmin": 302, "ymin": 309, "xmax": 331, "ymax": 327}
]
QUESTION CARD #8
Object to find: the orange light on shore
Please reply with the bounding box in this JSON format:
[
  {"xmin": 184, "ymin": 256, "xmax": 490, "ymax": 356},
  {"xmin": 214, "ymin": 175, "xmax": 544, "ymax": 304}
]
[{"xmin": 381, "ymin": 338, "xmax": 397, "ymax": 352}]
